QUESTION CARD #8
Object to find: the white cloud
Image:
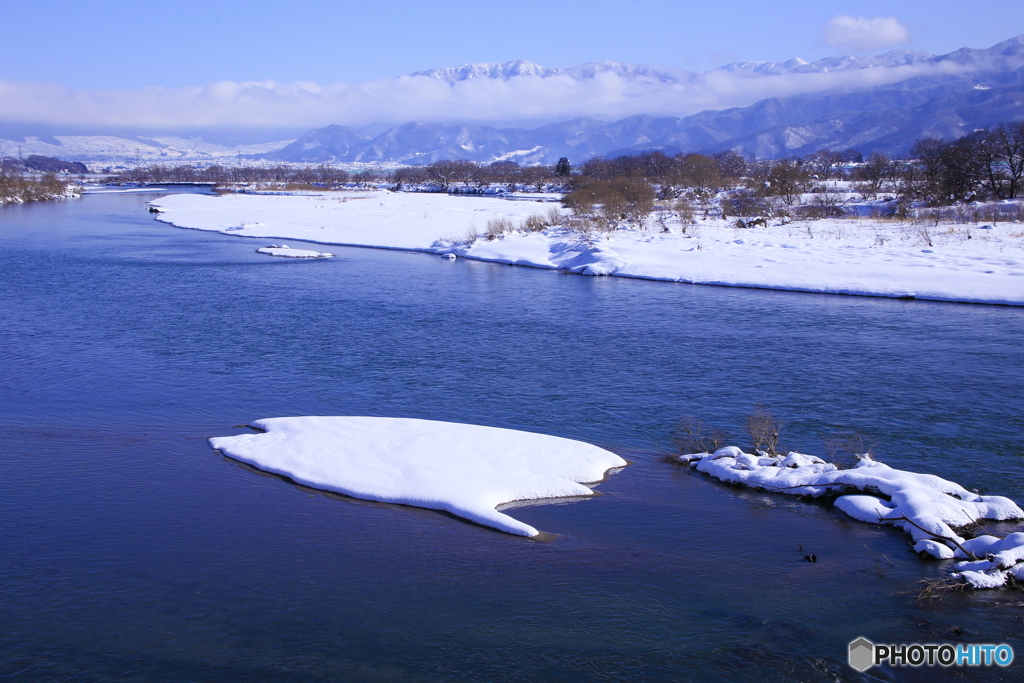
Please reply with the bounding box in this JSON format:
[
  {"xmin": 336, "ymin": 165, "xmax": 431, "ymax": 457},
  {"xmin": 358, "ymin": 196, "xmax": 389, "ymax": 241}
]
[
  {"xmin": 0, "ymin": 59, "xmax": 958, "ymax": 132},
  {"xmin": 821, "ymin": 16, "xmax": 911, "ymax": 52}
]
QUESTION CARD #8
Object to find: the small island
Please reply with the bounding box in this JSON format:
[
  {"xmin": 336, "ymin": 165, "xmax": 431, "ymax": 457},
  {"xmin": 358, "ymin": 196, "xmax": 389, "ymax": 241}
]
[{"xmin": 210, "ymin": 416, "xmax": 628, "ymax": 537}]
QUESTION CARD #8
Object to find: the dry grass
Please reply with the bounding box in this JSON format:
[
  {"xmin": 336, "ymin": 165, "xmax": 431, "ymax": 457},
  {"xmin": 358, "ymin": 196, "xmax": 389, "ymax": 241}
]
[
  {"xmin": 915, "ymin": 577, "xmax": 971, "ymax": 603},
  {"xmin": 484, "ymin": 216, "xmax": 516, "ymax": 240},
  {"xmin": 485, "ymin": 211, "xmax": 565, "ymax": 240}
]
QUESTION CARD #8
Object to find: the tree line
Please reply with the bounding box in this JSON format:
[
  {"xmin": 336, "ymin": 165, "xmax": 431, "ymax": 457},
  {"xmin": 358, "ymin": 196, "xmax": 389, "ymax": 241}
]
[
  {"xmin": 904, "ymin": 122, "xmax": 1024, "ymax": 204},
  {"xmin": 106, "ymin": 157, "xmax": 573, "ymax": 192}
]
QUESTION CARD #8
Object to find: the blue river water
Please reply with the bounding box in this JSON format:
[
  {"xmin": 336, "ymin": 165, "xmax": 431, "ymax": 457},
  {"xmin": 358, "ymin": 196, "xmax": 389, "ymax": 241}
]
[{"xmin": 2, "ymin": 190, "xmax": 1024, "ymax": 682}]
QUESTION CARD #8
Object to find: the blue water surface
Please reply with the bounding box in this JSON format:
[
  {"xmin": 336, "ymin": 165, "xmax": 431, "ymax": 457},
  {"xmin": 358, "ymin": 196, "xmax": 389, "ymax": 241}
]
[{"xmin": 2, "ymin": 191, "xmax": 1024, "ymax": 682}]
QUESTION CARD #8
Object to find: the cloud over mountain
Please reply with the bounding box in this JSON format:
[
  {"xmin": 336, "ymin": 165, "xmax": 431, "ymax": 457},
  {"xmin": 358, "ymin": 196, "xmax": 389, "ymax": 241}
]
[{"xmin": 0, "ymin": 43, "xmax": 993, "ymax": 131}]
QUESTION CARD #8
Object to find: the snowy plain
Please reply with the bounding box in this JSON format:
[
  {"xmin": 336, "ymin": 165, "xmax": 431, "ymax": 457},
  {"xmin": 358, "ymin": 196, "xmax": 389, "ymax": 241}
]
[
  {"xmin": 210, "ymin": 417, "xmax": 627, "ymax": 537},
  {"xmin": 150, "ymin": 190, "xmax": 1024, "ymax": 305}
]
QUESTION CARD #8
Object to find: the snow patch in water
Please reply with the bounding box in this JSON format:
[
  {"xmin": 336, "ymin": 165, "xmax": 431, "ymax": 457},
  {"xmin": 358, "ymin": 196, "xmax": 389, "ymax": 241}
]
[
  {"xmin": 256, "ymin": 244, "xmax": 333, "ymax": 258},
  {"xmin": 210, "ymin": 416, "xmax": 627, "ymax": 537}
]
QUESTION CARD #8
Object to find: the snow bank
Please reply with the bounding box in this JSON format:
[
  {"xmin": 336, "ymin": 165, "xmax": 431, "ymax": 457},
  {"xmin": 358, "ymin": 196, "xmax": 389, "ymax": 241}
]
[
  {"xmin": 149, "ymin": 191, "xmax": 556, "ymax": 252},
  {"xmin": 209, "ymin": 416, "xmax": 627, "ymax": 537},
  {"xmin": 681, "ymin": 448, "xmax": 1024, "ymax": 588},
  {"xmin": 256, "ymin": 244, "xmax": 333, "ymax": 258},
  {"xmin": 148, "ymin": 191, "xmax": 1024, "ymax": 306}
]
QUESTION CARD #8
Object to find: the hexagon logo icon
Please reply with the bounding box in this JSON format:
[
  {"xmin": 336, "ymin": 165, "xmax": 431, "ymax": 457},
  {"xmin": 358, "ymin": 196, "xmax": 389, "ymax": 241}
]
[{"xmin": 848, "ymin": 637, "xmax": 875, "ymax": 672}]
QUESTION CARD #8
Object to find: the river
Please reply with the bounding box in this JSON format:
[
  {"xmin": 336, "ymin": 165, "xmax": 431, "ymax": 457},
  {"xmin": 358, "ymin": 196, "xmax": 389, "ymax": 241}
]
[{"xmin": 2, "ymin": 190, "xmax": 1024, "ymax": 681}]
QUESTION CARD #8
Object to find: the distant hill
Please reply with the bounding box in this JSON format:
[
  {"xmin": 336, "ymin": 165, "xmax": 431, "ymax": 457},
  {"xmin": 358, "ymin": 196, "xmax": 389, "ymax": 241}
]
[
  {"xmin": 22, "ymin": 155, "xmax": 89, "ymax": 173},
  {"xmin": 1, "ymin": 154, "xmax": 89, "ymax": 174}
]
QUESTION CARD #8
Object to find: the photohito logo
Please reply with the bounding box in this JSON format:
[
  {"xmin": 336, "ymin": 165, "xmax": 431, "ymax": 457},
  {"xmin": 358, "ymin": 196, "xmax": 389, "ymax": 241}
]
[{"xmin": 848, "ymin": 637, "xmax": 1014, "ymax": 671}]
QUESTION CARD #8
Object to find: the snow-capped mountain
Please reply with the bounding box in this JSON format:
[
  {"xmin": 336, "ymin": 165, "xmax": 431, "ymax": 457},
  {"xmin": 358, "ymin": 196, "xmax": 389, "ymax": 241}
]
[
  {"xmin": 265, "ymin": 36, "xmax": 1024, "ymax": 165},
  {"xmin": 410, "ymin": 59, "xmax": 560, "ymax": 80},
  {"xmin": 715, "ymin": 50, "xmax": 934, "ymax": 76},
  {"xmin": 414, "ymin": 35, "xmax": 1024, "ymax": 83},
  {"xmin": 410, "ymin": 51, "xmax": 941, "ymax": 83}
]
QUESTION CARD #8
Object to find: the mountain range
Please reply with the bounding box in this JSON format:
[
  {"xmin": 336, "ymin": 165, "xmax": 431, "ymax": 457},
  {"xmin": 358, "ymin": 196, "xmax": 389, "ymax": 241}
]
[
  {"xmin": 264, "ymin": 35, "xmax": 1024, "ymax": 165},
  {"xmin": 3, "ymin": 35, "xmax": 1023, "ymax": 167}
]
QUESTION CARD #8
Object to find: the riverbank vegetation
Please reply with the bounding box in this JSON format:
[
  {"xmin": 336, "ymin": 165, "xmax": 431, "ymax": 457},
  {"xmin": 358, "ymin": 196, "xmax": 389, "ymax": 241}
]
[
  {"xmin": 559, "ymin": 120, "xmax": 1024, "ymax": 232},
  {"xmin": 105, "ymin": 157, "xmax": 571, "ymax": 193},
  {"xmin": 0, "ymin": 170, "xmax": 82, "ymax": 204}
]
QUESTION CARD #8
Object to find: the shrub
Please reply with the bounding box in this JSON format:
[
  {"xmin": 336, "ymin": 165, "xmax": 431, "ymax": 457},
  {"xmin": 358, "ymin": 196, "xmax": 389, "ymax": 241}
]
[
  {"xmin": 484, "ymin": 216, "xmax": 515, "ymax": 240},
  {"xmin": 671, "ymin": 416, "xmax": 729, "ymax": 455},
  {"xmin": 745, "ymin": 406, "xmax": 783, "ymax": 455}
]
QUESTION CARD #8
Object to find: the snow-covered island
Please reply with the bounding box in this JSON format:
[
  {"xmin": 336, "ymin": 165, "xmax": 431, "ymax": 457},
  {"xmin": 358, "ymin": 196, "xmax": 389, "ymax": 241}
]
[
  {"xmin": 681, "ymin": 447, "xmax": 1024, "ymax": 589},
  {"xmin": 209, "ymin": 416, "xmax": 627, "ymax": 537},
  {"xmin": 256, "ymin": 244, "xmax": 334, "ymax": 258},
  {"xmin": 149, "ymin": 190, "xmax": 1024, "ymax": 305}
]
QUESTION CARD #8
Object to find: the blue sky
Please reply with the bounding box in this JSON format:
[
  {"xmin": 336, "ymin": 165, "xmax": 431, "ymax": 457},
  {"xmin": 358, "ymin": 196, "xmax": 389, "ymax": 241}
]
[
  {"xmin": 0, "ymin": 1, "xmax": 1021, "ymax": 129},
  {"xmin": 3, "ymin": 0, "xmax": 1020, "ymax": 87}
]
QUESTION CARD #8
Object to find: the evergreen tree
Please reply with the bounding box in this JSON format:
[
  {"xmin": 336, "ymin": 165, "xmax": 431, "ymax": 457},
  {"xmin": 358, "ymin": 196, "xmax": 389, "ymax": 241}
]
[{"xmin": 555, "ymin": 157, "xmax": 571, "ymax": 177}]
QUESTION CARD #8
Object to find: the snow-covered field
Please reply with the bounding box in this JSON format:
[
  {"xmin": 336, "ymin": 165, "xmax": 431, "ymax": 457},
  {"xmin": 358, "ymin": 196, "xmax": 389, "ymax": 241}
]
[
  {"xmin": 149, "ymin": 190, "xmax": 1024, "ymax": 306},
  {"xmin": 210, "ymin": 416, "xmax": 627, "ymax": 537}
]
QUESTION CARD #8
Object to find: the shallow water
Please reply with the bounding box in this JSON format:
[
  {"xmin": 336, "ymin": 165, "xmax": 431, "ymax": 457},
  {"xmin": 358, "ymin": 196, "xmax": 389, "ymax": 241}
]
[{"xmin": 2, "ymin": 191, "xmax": 1024, "ymax": 682}]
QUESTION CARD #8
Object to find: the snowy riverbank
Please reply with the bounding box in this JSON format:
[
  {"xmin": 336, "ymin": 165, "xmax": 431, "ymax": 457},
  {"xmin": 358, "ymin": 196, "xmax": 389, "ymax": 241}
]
[{"xmin": 149, "ymin": 191, "xmax": 1024, "ymax": 306}]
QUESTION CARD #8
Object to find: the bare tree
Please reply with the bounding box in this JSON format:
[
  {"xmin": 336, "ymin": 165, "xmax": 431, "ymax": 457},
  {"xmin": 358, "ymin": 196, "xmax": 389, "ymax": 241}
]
[
  {"xmin": 671, "ymin": 416, "xmax": 729, "ymax": 455},
  {"xmin": 677, "ymin": 153, "xmax": 722, "ymax": 199},
  {"xmin": 745, "ymin": 406, "xmax": 783, "ymax": 455},
  {"xmin": 803, "ymin": 149, "xmax": 845, "ymax": 181},
  {"xmin": 853, "ymin": 153, "xmax": 894, "ymax": 196},
  {"xmin": 712, "ymin": 150, "xmax": 747, "ymax": 181},
  {"xmin": 979, "ymin": 122, "xmax": 1024, "ymax": 199},
  {"xmin": 765, "ymin": 159, "xmax": 811, "ymax": 206}
]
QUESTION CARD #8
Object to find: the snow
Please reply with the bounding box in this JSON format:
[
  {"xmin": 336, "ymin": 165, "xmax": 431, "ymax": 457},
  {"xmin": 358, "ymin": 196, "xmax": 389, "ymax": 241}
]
[
  {"xmin": 149, "ymin": 190, "xmax": 1024, "ymax": 306},
  {"xmin": 948, "ymin": 532, "xmax": 1024, "ymax": 588},
  {"xmin": 681, "ymin": 448, "xmax": 1024, "ymax": 589},
  {"xmin": 150, "ymin": 191, "xmax": 559, "ymax": 252},
  {"xmin": 256, "ymin": 244, "xmax": 333, "ymax": 258},
  {"xmin": 209, "ymin": 416, "xmax": 627, "ymax": 537}
]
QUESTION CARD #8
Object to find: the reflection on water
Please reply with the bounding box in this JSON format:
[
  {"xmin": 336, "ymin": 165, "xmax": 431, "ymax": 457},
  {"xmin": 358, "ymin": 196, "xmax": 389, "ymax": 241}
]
[{"xmin": 2, "ymin": 191, "xmax": 1024, "ymax": 681}]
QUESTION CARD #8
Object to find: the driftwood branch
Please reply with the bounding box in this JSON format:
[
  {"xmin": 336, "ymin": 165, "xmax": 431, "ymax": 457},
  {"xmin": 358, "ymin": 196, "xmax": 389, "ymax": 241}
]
[
  {"xmin": 758, "ymin": 482, "xmax": 846, "ymax": 492},
  {"xmin": 862, "ymin": 544, "xmax": 894, "ymax": 567},
  {"xmin": 878, "ymin": 514, "xmax": 980, "ymax": 561}
]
